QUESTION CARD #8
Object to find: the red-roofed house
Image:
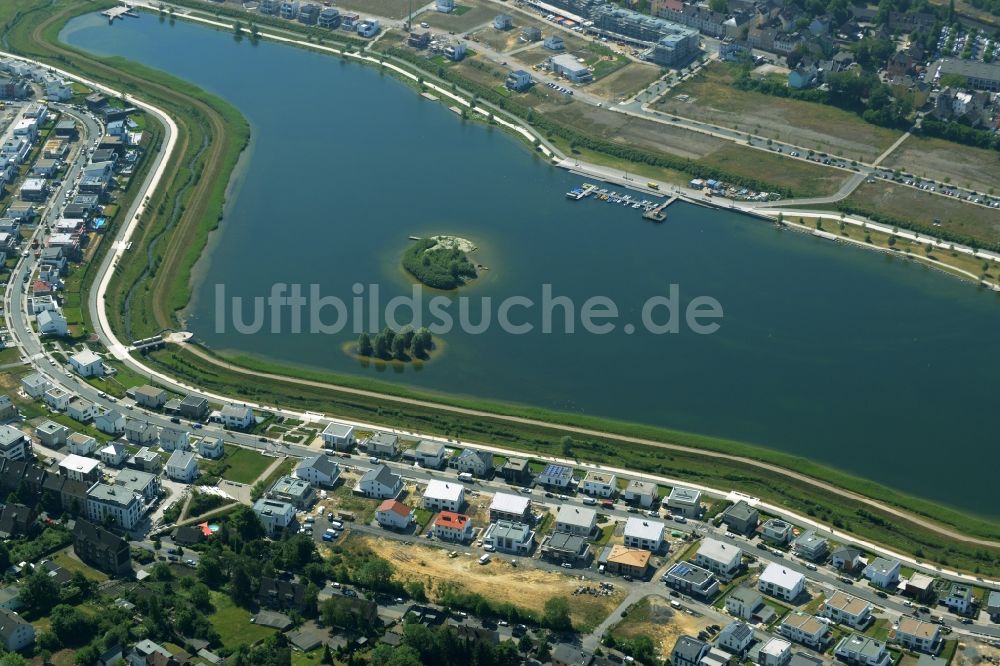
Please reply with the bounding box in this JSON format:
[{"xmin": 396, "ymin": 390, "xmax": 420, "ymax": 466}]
[
  {"xmin": 32, "ymin": 281, "xmax": 53, "ymax": 297},
  {"xmin": 433, "ymin": 511, "xmax": 474, "ymax": 543},
  {"xmin": 375, "ymin": 499, "xmax": 413, "ymax": 531}
]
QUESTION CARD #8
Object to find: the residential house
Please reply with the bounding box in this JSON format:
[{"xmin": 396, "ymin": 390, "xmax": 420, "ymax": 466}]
[
  {"xmin": 695, "ymin": 538, "xmax": 742, "ymax": 578},
  {"xmin": 942, "ymin": 583, "xmax": 975, "ymax": 615},
  {"xmin": 422, "ymin": 479, "xmax": 464, "ymax": 512},
  {"xmin": 0, "ymin": 504, "xmax": 36, "ymax": 538},
  {"xmin": 901, "ymin": 573, "xmax": 935, "ymax": 602},
  {"xmin": 623, "ymin": 517, "xmax": 666, "ymax": 552},
  {"xmin": 759, "ymin": 563, "xmax": 805, "ymax": 602},
  {"xmin": 718, "ymin": 621, "xmax": 754, "ymax": 654},
  {"xmin": 295, "ymin": 455, "xmax": 341, "ymax": 487},
  {"xmin": 664, "ymin": 562, "xmax": 720, "ymax": 599},
  {"xmin": 375, "ymin": 499, "xmax": 413, "ymax": 531},
  {"xmin": 159, "ymin": 426, "xmax": 189, "ymax": 453},
  {"xmin": 550, "ymin": 54, "xmax": 592, "ymax": 83},
  {"xmin": 258, "ymin": 577, "xmax": 311, "ymax": 613},
  {"xmin": 436, "ymin": 0, "xmax": 454, "ymax": 12},
  {"xmin": 98, "ymin": 442, "xmax": 127, "ymax": 467},
  {"xmin": 821, "ymin": 591, "xmax": 872, "ymax": 629},
  {"xmin": 0, "ymin": 396, "xmax": 14, "ymax": 422},
  {"xmin": 489, "ymin": 492, "xmax": 531, "ymax": 523},
  {"xmin": 67, "ymin": 432, "xmax": 98, "ymax": 456},
  {"xmin": 113, "ymin": 469, "xmax": 160, "ymax": 500},
  {"xmin": 198, "ymin": 436, "xmax": 224, "ymax": 459},
  {"xmin": 494, "ymin": 14, "xmax": 513, "ymax": 30},
  {"xmin": 131, "ymin": 385, "xmax": 167, "ymax": 409},
  {"xmin": 127, "ymin": 447, "xmax": 161, "ymax": 474},
  {"xmin": 667, "ymin": 486, "xmax": 702, "ymax": 518},
  {"xmin": 0, "ymin": 587, "xmax": 21, "ymax": 611},
  {"xmin": 581, "ymin": 471, "xmax": 617, "ymax": 498},
  {"xmin": 20, "ymin": 372, "xmax": 51, "ymax": 399},
  {"xmin": 555, "ymin": 504, "xmax": 596, "ymax": 537},
  {"xmin": 780, "ymin": 614, "xmax": 830, "ymax": 650},
  {"xmin": 412, "ymin": 440, "xmax": 446, "ymax": 469},
  {"xmin": 179, "ymin": 395, "xmax": 210, "ymax": 421},
  {"xmin": 0, "ymin": 425, "xmax": 29, "ymax": 461},
  {"xmin": 124, "ymin": 419, "xmax": 157, "ymax": 445},
  {"xmin": 760, "ymin": 518, "xmax": 793, "ymax": 544},
  {"xmin": 357, "ymin": 465, "xmax": 402, "ymax": 499},
  {"xmin": 452, "ymin": 447, "xmax": 494, "ymax": 478},
  {"xmin": 537, "ymin": 463, "xmax": 575, "ymax": 488},
  {"xmin": 321, "ymin": 421, "xmax": 355, "ymax": 451},
  {"xmin": 217, "ymin": 403, "xmax": 254, "ymax": 429},
  {"xmin": 268, "ymin": 475, "xmax": 314, "ymax": 508},
  {"xmin": 86, "ymin": 482, "xmax": 143, "ymax": 530},
  {"xmin": 432, "ymin": 511, "xmax": 474, "ymax": 542},
  {"xmin": 0, "ymin": 608, "xmax": 35, "ymax": 652},
  {"xmin": 725, "ymin": 586, "xmax": 766, "ymax": 622},
  {"xmin": 987, "ymin": 591, "xmax": 1000, "ymax": 623},
  {"xmin": 72, "ymin": 520, "xmax": 131, "ymax": 576},
  {"xmin": 863, "ymin": 557, "xmax": 901, "ymax": 589},
  {"xmin": 366, "ymin": 432, "xmax": 399, "ymax": 458},
  {"xmin": 788, "ymin": 63, "xmax": 819, "ymax": 89},
  {"xmin": 895, "ymin": 617, "xmax": 941, "ymax": 655},
  {"xmin": 128, "ymin": 639, "xmax": 174, "ymax": 666},
  {"xmin": 69, "ymin": 349, "xmax": 104, "ymax": 377},
  {"xmin": 623, "ymin": 480, "xmax": 658, "ymax": 507},
  {"xmin": 43, "ymin": 387, "xmax": 70, "ymax": 412},
  {"xmin": 252, "ymin": 498, "xmax": 296, "ymax": 535},
  {"xmin": 601, "ymin": 544, "xmax": 651, "ymax": 578},
  {"xmin": 166, "ymin": 450, "xmax": 198, "ymax": 482},
  {"xmin": 58, "ymin": 454, "xmax": 102, "ymax": 483},
  {"xmin": 95, "ymin": 409, "xmax": 125, "ymax": 436},
  {"xmin": 483, "ymin": 520, "xmax": 534, "ymax": 554},
  {"xmin": 792, "ymin": 530, "xmax": 828, "ymax": 561},
  {"xmin": 521, "ymin": 26, "xmax": 541, "ymax": 41},
  {"xmin": 722, "ymin": 500, "xmax": 759, "ymax": 535},
  {"xmin": 318, "ymin": 7, "xmax": 341, "ymax": 28},
  {"xmin": 500, "ymin": 457, "xmax": 531, "ymax": 484},
  {"xmin": 540, "ymin": 531, "xmax": 591, "ymax": 565},
  {"xmin": 37, "ymin": 310, "xmax": 68, "ymax": 337},
  {"xmin": 671, "ymin": 636, "xmax": 710, "ymax": 666},
  {"xmin": 834, "ymin": 635, "xmax": 891, "ymax": 666},
  {"xmin": 65, "ymin": 399, "xmax": 96, "ymax": 425},
  {"xmin": 758, "ymin": 638, "xmax": 792, "ymax": 666},
  {"xmin": 831, "ymin": 546, "xmax": 865, "ymax": 573},
  {"xmin": 506, "ymin": 69, "xmax": 532, "ymax": 92},
  {"xmin": 36, "ymin": 419, "xmax": 69, "ymax": 447}
]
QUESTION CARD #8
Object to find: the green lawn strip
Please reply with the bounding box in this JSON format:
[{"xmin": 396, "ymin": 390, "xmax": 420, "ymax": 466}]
[
  {"xmin": 196, "ymin": 445, "xmax": 275, "ymax": 485},
  {"xmin": 51, "ymin": 551, "xmax": 109, "ymax": 582},
  {"xmin": 413, "ymin": 507, "xmax": 434, "ymax": 529},
  {"xmin": 208, "ymin": 591, "xmax": 275, "ymax": 650}
]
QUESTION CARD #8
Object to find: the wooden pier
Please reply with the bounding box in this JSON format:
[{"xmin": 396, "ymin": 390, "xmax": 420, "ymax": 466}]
[
  {"xmin": 103, "ymin": 4, "xmax": 139, "ymax": 22},
  {"xmin": 642, "ymin": 195, "xmax": 677, "ymax": 222}
]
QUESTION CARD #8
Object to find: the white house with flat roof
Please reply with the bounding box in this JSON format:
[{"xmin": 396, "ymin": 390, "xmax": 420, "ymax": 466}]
[
  {"xmin": 69, "ymin": 350, "xmax": 104, "ymax": 377},
  {"xmin": 20, "ymin": 373, "xmax": 51, "ymax": 399},
  {"xmin": 758, "ymin": 638, "xmax": 791, "ymax": 666},
  {"xmin": 555, "ymin": 504, "xmax": 596, "ymax": 537},
  {"xmin": 667, "ymin": 486, "xmax": 702, "ymax": 518},
  {"xmin": 792, "ymin": 530, "xmax": 828, "ymax": 561},
  {"xmin": 67, "ymin": 432, "xmax": 97, "ymax": 456},
  {"xmin": 780, "ymin": 614, "xmax": 830, "ymax": 650},
  {"xmin": 321, "ymin": 421, "xmax": 355, "ymax": 451},
  {"xmin": 821, "ymin": 591, "xmax": 872, "ymax": 629},
  {"xmin": 58, "ymin": 454, "xmax": 101, "ymax": 483},
  {"xmin": 217, "ymin": 404, "xmax": 253, "ymax": 429},
  {"xmin": 422, "ymin": 479, "xmax": 464, "ymax": 512},
  {"xmin": 623, "ymin": 517, "xmax": 665, "ymax": 552},
  {"xmin": 623, "ymin": 480, "xmax": 658, "ymax": 507},
  {"xmin": 412, "ymin": 440, "xmax": 446, "ymax": 469},
  {"xmin": 483, "ymin": 520, "xmax": 534, "ymax": 554},
  {"xmin": 253, "ymin": 498, "xmax": 296, "ymax": 535},
  {"xmin": 863, "ymin": 557, "xmax": 901, "ymax": 589},
  {"xmin": 581, "ymin": 471, "xmax": 617, "ymax": 498},
  {"xmin": 895, "ymin": 617, "xmax": 941, "ymax": 654},
  {"xmin": 86, "ymin": 483, "xmax": 142, "ymax": 530},
  {"xmin": 489, "ymin": 492, "xmax": 531, "ymax": 523},
  {"xmin": 43, "ymin": 387, "xmax": 70, "ymax": 412},
  {"xmin": 536, "ymin": 463, "xmax": 575, "ymax": 488},
  {"xmin": 759, "ymin": 563, "xmax": 805, "ymax": 602},
  {"xmin": 834, "ymin": 635, "xmax": 891, "ymax": 666},
  {"xmin": 68, "ymin": 398, "xmax": 97, "ymax": 423},
  {"xmin": 166, "ymin": 450, "xmax": 198, "ymax": 482},
  {"xmin": 695, "ymin": 538, "xmax": 742, "ymax": 578}
]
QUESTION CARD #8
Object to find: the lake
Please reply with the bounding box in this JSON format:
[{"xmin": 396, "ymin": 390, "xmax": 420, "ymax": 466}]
[{"xmin": 62, "ymin": 12, "xmax": 1000, "ymax": 517}]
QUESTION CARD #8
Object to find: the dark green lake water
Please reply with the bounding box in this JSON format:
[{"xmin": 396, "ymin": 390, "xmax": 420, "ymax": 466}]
[{"xmin": 62, "ymin": 13, "xmax": 1000, "ymax": 517}]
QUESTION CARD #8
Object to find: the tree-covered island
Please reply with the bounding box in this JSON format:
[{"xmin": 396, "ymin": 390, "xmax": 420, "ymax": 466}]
[{"xmin": 402, "ymin": 236, "xmax": 479, "ymax": 290}]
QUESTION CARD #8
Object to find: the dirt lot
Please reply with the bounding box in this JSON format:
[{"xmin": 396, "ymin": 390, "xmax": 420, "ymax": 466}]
[
  {"xmin": 468, "ymin": 22, "xmax": 547, "ymax": 52},
  {"xmin": 611, "ymin": 596, "xmax": 712, "ymax": 656},
  {"xmin": 333, "ymin": 0, "xmax": 413, "ymax": 19},
  {"xmin": 881, "ymin": 135, "xmax": 1000, "ymax": 195},
  {"xmin": 838, "ymin": 182, "xmax": 1000, "ymax": 248},
  {"xmin": 587, "ymin": 62, "xmax": 663, "ymax": 102},
  {"xmin": 420, "ymin": 1, "xmax": 499, "ymax": 33},
  {"xmin": 656, "ymin": 62, "xmax": 902, "ymax": 163},
  {"xmin": 954, "ymin": 636, "xmax": 1000, "ymax": 666},
  {"xmin": 354, "ymin": 534, "xmax": 624, "ymax": 630}
]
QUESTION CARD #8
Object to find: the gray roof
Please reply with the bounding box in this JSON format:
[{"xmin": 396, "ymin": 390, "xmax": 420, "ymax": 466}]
[
  {"xmin": 362, "ymin": 465, "xmax": 399, "ymax": 488},
  {"xmin": 668, "ymin": 486, "xmax": 701, "ymax": 504},
  {"xmin": 489, "ymin": 520, "xmax": 531, "ymax": 540},
  {"xmin": 987, "ymin": 590, "xmax": 1000, "ymax": 608},
  {"xmin": 458, "ymin": 447, "xmax": 492, "ymax": 467},
  {"xmin": 555, "ymin": 504, "xmax": 596, "ymax": 529},
  {"xmin": 673, "ymin": 635, "xmax": 708, "ymax": 663},
  {"xmin": 220, "ymin": 403, "xmax": 252, "ymax": 418},
  {"xmin": 270, "ymin": 474, "xmax": 311, "ymax": 499},
  {"xmin": 296, "ymin": 455, "xmax": 339, "ymax": 476},
  {"xmin": 720, "ymin": 621, "xmax": 753, "ymax": 643},
  {"xmin": 546, "ymin": 531, "xmax": 588, "ymax": 552},
  {"xmin": 114, "ymin": 469, "xmax": 158, "ymax": 494},
  {"xmin": 415, "ymin": 440, "xmax": 445, "ymax": 456},
  {"xmin": 938, "ymin": 58, "xmax": 1000, "ymax": 80},
  {"xmin": 88, "ymin": 482, "xmax": 140, "ymax": 506},
  {"xmin": 0, "ymin": 425, "xmax": 27, "ymax": 447},
  {"xmin": 167, "ymin": 449, "xmax": 196, "ymax": 468},
  {"xmin": 832, "ymin": 545, "xmax": 864, "ymax": 559},
  {"xmin": 0, "ymin": 608, "xmax": 31, "ymax": 641},
  {"xmin": 724, "ymin": 500, "xmax": 758, "ymax": 522},
  {"xmin": 866, "ymin": 557, "xmax": 899, "ymax": 574},
  {"xmin": 728, "ymin": 585, "xmax": 762, "ymax": 605},
  {"xmin": 668, "ymin": 562, "xmax": 716, "ymax": 585}
]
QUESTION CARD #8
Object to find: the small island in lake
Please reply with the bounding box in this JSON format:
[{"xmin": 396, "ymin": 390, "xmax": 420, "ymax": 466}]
[
  {"xmin": 352, "ymin": 326, "xmax": 437, "ymax": 364},
  {"xmin": 402, "ymin": 235, "xmax": 479, "ymax": 290}
]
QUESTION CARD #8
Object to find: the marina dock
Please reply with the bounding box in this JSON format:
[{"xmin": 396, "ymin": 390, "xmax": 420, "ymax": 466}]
[
  {"xmin": 642, "ymin": 195, "xmax": 677, "ymax": 222},
  {"xmin": 102, "ymin": 4, "xmax": 139, "ymax": 22},
  {"xmin": 566, "ymin": 183, "xmax": 681, "ymax": 222}
]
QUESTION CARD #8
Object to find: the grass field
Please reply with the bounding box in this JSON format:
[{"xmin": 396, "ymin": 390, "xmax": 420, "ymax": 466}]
[
  {"xmin": 699, "ymin": 144, "xmax": 848, "ymax": 197},
  {"xmin": 333, "ymin": 0, "xmax": 412, "ymax": 19},
  {"xmin": 420, "ymin": 0, "xmax": 498, "ymax": 33},
  {"xmin": 881, "ymin": 135, "xmax": 1000, "ymax": 195},
  {"xmin": 207, "ymin": 445, "xmax": 274, "ymax": 484},
  {"xmin": 209, "ymin": 591, "xmax": 275, "ymax": 649},
  {"xmin": 52, "ymin": 551, "xmax": 109, "ymax": 582},
  {"xmin": 656, "ymin": 62, "xmax": 902, "ymax": 163},
  {"xmin": 833, "ymin": 182, "xmax": 1000, "ymax": 249},
  {"xmin": 587, "ymin": 62, "xmax": 663, "ymax": 102}
]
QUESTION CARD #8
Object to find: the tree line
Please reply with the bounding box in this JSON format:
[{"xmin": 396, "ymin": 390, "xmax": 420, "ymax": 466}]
[{"xmin": 358, "ymin": 326, "xmax": 434, "ymax": 361}]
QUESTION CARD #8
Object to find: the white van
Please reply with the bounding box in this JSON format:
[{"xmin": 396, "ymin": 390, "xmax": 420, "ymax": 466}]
[
  {"xmin": 479, "ymin": 553, "xmax": 491, "ymax": 565},
  {"xmin": 330, "ymin": 520, "xmax": 344, "ymax": 530},
  {"xmin": 318, "ymin": 506, "xmax": 326, "ymax": 516}
]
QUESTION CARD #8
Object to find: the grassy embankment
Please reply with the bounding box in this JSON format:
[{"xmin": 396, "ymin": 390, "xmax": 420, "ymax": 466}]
[{"xmin": 15, "ymin": 0, "xmax": 1000, "ymax": 577}]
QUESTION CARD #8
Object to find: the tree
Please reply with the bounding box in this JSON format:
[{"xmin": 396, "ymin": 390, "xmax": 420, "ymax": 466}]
[
  {"xmin": 391, "ymin": 334, "xmax": 407, "ymax": 360},
  {"xmin": 190, "ymin": 582, "xmax": 213, "ymax": 612},
  {"xmin": 354, "ymin": 557, "xmax": 394, "ymax": 591},
  {"xmin": 197, "ymin": 553, "xmax": 225, "ymax": 589},
  {"xmin": 561, "ymin": 436, "xmax": 575, "ymax": 457},
  {"xmin": 357, "ymin": 332, "xmax": 373, "ymax": 356},
  {"xmin": 373, "ymin": 331, "xmax": 390, "ymax": 359},
  {"xmin": 709, "ymin": 0, "xmax": 728, "ymax": 11},
  {"xmin": 229, "ymin": 566, "xmax": 254, "ymax": 607},
  {"xmin": 50, "ymin": 604, "xmax": 95, "ymax": 647},
  {"xmin": 543, "ymin": 596, "xmax": 573, "ymax": 631},
  {"xmin": 231, "ymin": 505, "xmax": 265, "ymax": 542},
  {"xmin": 19, "ymin": 569, "xmax": 60, "ymax": 614},
  {"xmin": 411, "ymin": 328, "xmax": 432, "ymax": 358},
  {"xmin": 0, "ymin": 542, "xmax": 9, "ymax": 572},
  {"xmin": 321, "ymin": 644, "xmax": 333, "ymax": 664}
]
